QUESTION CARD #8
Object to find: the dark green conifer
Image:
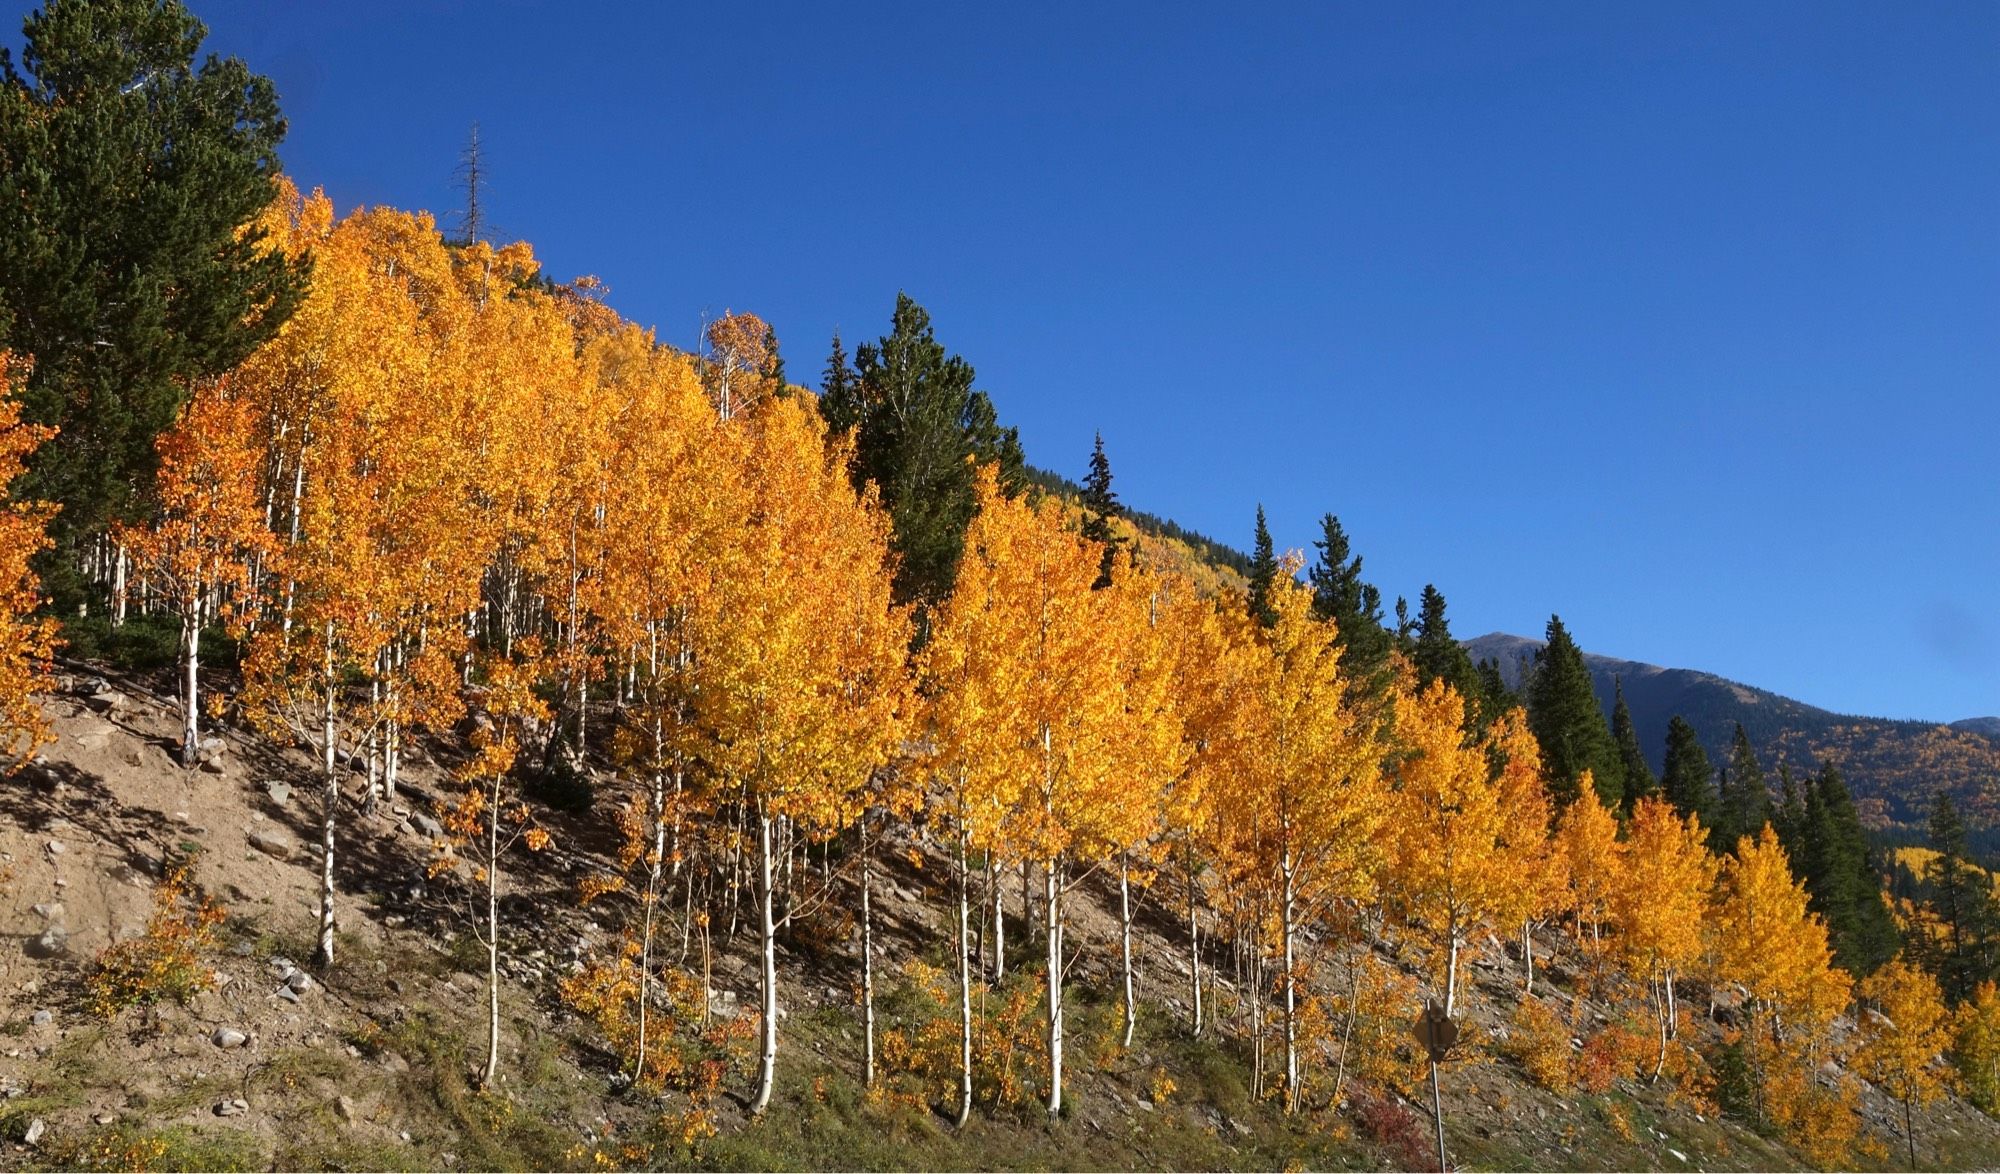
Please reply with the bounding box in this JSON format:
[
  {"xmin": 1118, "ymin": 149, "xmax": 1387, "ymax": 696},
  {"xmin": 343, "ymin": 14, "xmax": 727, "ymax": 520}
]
[
  {"xmin": 841, "ymin": 294, "xmax": 1024, "ymax": 606},
  {"xmin": 1246, "ymin": 506, "xmax": 1278, "ymax": 629},
  {"xmin": 1797, "ymin": 763, "xmax": 1898, "ymax": 975},
  {"xmin": 1923, "ymin": 793, "xmax": 1993, "ymax": 1003},
  {"xmin": 1660, "ymin": 715, "xmax": 1716, "ymax": 828},
  {"xmin": 1079, "ymin": 433, "xmax": 1123, "ymax": 589},
  {"xmin": 1713, "ymin": 723, "xmax": 1773, "ymax": 852},
  {"xmin": 1611, "ymin": 678, "xmax": 1657, "ymax": 809},
  {"xmin": 1524, "ymin": 615, "xmax": 1623, "ymax": 809},
  {"xmin": 1410, "ymin": 585, "xmax": 1480, "ymax": 710},
  {"xmin": 0, "ymin": 0, "xmax": 310, "ymax": 599}
]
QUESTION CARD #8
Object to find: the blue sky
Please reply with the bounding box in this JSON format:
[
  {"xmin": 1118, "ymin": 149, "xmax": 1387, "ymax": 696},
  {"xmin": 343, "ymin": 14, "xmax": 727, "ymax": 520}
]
[{"xmin": 18, "ymin": 2, "xmax": 1995, "ymax": 721}]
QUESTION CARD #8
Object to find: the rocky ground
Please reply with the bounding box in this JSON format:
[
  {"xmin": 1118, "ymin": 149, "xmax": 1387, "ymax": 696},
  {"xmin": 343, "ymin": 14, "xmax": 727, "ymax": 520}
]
[{"xmin": 1, "ymin": 659, "xmax": 1998, "ymax": 1171}]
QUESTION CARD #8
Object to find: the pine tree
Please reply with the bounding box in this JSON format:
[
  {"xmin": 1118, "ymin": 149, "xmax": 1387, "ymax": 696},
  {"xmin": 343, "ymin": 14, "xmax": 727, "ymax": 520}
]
[
  {"xmin": 1660, "ymin": 715, "xmax": 1716, "ymax": 829},
  {"xmin": 1474, "ymin": 658, "xmax": 1516, "ymax": 728},
  {"xmin": 1524, "ymin": 615, "xmax": 1622, "ymax": 809},
  {"xmin": 844, "ymin": 293, "xmax": 1024, "ymax": 606},
  {"xmin": 819, "ymin": 331, "xmax": 857, "ymax": 427},
  {"xmin": 1305, "ymin": 513, "xmax": 1392, "ymax": 706},
  {"xmin": 1610, "ymin": 678, "xmax": 1657, "ymax": 808},
  {"xmin": 1712, "ymin": 723, "xmax": 1773, "ymax": 852},
  {"xmin": 1798, "ymin": 763, "xmax": 1898, "ymax": 975},
  {"xmin": 1923, "ymin": 794, "xmax": 1993, "ymax": 1003},
  {"xmin": 1411, "ymin": 584, "xmax": 1479, "ymax": 708},
  {"xmin": 1079, "ymin": 433, "xmax": 1123, "ymax": 589},
  {"xmin": 0, "ymin": 0, "xmax": 310, "ymax": 582},
  {"xmin": 1246, "ymin": 505, "xmax": 1278, "ymax": 629}
]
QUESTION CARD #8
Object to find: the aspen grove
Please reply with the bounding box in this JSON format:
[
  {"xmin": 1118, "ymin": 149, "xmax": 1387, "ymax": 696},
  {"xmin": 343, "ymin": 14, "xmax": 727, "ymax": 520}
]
[{"xmin": 0, "ymin": 183, "xmax": 1974, "ymax": 1164}]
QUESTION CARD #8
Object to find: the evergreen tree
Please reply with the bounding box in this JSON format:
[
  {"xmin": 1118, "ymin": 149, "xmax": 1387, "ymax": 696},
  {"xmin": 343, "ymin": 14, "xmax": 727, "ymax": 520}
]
[
  {"xmin": 1392, "ymin": 595, "xmax": 1414, "ymax": 657},
  {"xmin": 1611, "ymin": 678, "xmax": 1657, "ymax": 809},
  {"xmin": 841, "ymin": 294, "xmax": 1025, "ymax": 606},
  {"xmin": 1474, "ymin": 658, "xmax": 1516, "ymax": 725},
  {"xmin": 1711, "ymin": 723, "xmax": 1773, "ymax": 852},
  {"xmin": 0, "ymin": 0, "xmax": 310, "ymax": 592},
  {"xmin": 820, "ymin": 331, "xmax": 856, "ymax": 424},
  {"xmin": 1773, "ymin": 765, "xmax": 1806, "ymax": 857},
  {"xmin": 1410, "ymin": 584, "xmax": 1479, "ymax": 708},
  {"xmin": 1079, "ymin": 433, "xmax": 1123, "ymax": 589},
  {"xmin": 1306, "ymin": 513, "xmax": 1391, "ymax": 702},
  {"xmin": 1797, "ymin": 763, "xmax": 1899, "ymax": 976},
  {"xmin": 1245, "ymin": 505, "xmax": 1278, "ymax": 629},
  {"xmin": 1660, "ymin": 715, "xmax": 1717, "ymax": 830},
  {"xmin": 1923, "ymin": 793, "xmax": 1994, "ymax": 1003},
  {"xmin": 1524, "ymin": 615, "xmax": 1623, "ymax": 809}
]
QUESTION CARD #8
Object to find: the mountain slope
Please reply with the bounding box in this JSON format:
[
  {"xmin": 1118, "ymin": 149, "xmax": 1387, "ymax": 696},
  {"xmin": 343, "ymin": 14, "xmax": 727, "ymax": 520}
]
[{"xmin": 1464, "ymin": 632, "xmax": 2000, "ymax": 836}]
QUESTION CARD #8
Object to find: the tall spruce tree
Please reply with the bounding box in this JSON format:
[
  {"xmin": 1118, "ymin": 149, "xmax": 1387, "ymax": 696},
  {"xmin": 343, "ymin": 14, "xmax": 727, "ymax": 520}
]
[
  {"xmin": 1711, "ymin": 723, "xmax": 1774, "ymax": 852},
  {"xmin": 1611, "ymin": 678, "xmax": 1657, "ymax": 808},
  {"xmin": 837, "ymin": 294, "xmax": 1024, "ymax": 606},
  {"xmin": 1410, "ymin": 584, "xmax": 1479, "ymax": 708},
  {"xmin": 0, "ymin": 0, "xmax": 310, "ymax": 596},
  {"xmin": 1474, "ymin": 658, "xmax": 1516, "ymax": 724},
  {"xmin": 1660, "ymin": 715, "xmax": 1716, "ymax": 829},
  {"xmin": 1524, "ymin": 615, "xmax": 1623, "ymax": 808},
  {"xmin": 1079, "ymin": 433, "xmax": 1123, "ymax": 589},
  {"xmin": 1306, "ymin": 513, "xmax": 1391, "ymax": 703},
  {"xmin": 1796, "ymin": 763, "xmax": 1898, "ymax": 976},
  {"xmin": 1923, "ymin": 793, "xmax": 1993, "ymax": 1003},
  {"xmin": 1246, "ymin": 505, "xmax": 1278, "ymax": 629},
  {"xmin": 820, "ymin": 331, "xmax": 856, "ymax": 421}
]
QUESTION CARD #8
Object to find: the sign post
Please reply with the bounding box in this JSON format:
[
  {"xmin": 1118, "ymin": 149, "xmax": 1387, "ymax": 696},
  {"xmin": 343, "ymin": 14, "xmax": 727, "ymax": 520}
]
[{"xmin": 1412, "ymin": 1001, "xmax": 1459, "ymax": 1173}]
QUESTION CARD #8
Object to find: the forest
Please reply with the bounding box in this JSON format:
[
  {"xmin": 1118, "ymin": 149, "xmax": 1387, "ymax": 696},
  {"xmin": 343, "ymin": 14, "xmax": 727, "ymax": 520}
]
[{"xmin": 3, "ymin": 2, "xmax": 1998, "ymax": 1171}]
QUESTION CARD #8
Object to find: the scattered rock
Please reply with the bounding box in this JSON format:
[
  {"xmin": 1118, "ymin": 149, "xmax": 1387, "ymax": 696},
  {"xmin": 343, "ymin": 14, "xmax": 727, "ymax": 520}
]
[
  {"xmin": 74, "ymin": 728, "xmax": 111, "ymax": 752},
  {"xmin": 30, "ymin": 1010, "xmax": 51, "ymax": 1027},
  {"xmin": 265, "ymin": 782, "xmax": 293, "ymax": 807},
  {"xmin": 30, "ymin": 902, "xmax": 62, "ymax": 921},
  {"xmin": 213, "ymin": 1098, "xmax": 249, "ymax": 1117},
  {"xmin": 210, "ymin": 1027, "xmax": 248, "ymax": 1049},
  {"xmin": 1668, "ymin": 1149, "xmax": 1688, "ymax": 1163},
  {"xmin": 92, "ymin": 1113, "xmax": 115, "ymax": 1126},
  {"xmin": 286, "ymin": 969, "xmax": 313, "ymax": 992},
  {"xmin": 410, "ymin": 813, "xmax": 445, "ymax": 840},
  {"xmin": 84, "ymin": 690, "xmax": 126, "ymax": 715},
  {"xmin": 200, "ymin": 756, "xmax": 227, "ymax": 775},
  {"xmin": 273, "ymin": 984, "xmax": 300, "ymax": 1004},
  {"xmin": 21, "ymin": 1116, "xmax": 45, "ymax": 1146},
  {"xmin": 120, "ymin": 746, "xmax": 145, "ymax": 767},
  {"xmin": 246, "ymin": 829, "xmax": 294, "ymax": 860},
  {"xmin": 336, "ymin": 1095, "xmax": 359, "ymax": 1123},
  {"xmin": 44, "ymin": 839, "xmax": 63, "ymax": 857},
  {"xmin": 27, "ymin": 928, "xmax": 69, "ymax": 959}
]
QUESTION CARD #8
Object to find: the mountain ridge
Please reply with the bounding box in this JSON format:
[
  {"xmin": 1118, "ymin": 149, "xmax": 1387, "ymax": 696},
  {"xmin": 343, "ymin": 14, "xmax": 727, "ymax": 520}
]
[{"xmin": 1462, "ymin": 631, "xmax": 2000, "ymax": 836}]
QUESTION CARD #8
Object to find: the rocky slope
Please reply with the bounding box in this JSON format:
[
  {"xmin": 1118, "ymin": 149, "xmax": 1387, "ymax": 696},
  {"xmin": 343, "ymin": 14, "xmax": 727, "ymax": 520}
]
[{"xmin": 2, "ymin": 660, "xmax": 1998, "ymax": 1171}]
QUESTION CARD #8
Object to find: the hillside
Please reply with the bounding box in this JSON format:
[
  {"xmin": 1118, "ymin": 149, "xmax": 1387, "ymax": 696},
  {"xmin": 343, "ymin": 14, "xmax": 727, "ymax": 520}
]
[
  {"xmin": 1463, "ymin": 633, "xmax": 2000, "ymax": 837},
  {"xmin": 6, "ymin": 664, "xmax": 2000, "ymax": 1171}
]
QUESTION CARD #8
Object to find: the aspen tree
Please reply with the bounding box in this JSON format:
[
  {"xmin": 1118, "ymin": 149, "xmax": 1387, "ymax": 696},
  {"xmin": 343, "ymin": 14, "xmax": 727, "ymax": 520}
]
[
  {"xmin": 1856, "ymin": 956, "xmax": 1952, "ymax": 1169},
  {"xmin": 0, "ymin": 354, "xmax": 56, "ymax": 768},
  {"xmin": 1610, "ymin": 797, "xmax": 1717, "ymax": 1078},
  {"xmin": 124, "ymin": 379, "xmax": 276, "ymax": 768}
]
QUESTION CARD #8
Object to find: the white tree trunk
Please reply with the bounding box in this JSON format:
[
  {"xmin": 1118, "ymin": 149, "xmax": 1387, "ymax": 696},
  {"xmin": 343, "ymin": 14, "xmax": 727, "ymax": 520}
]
[
  {"xmin": 956, "ymin": 825, "xmax": 974, "ymax": 1127},
  {"xmin": 1119, "ymin": 852, "xmax": 1137, "ymax": 1048},
  {"xmin": 1044, "ymin": 857, "xmax": 1064, "ymax": 1117},
  {"xmin": 750, "ymin": 809, "xmax": 779, "ymax": 1114},
  {"xmin": 860, "ymin": 814, "xmax": 877, "ymax": 1088},
  {"xmin": 179, "ymin": 613, "xmax": 201, "ymax": 769},
  {"xmin": 1281, "ymin": 846, "xmax": 1300, "ymax": 1114},
  {"xmin": 483, "ymin": 775, "xmax": 502, "ymax": 1087},
  {"xmin": 314, "ymin": 639, "xmax": 339, "ymax": 969}
]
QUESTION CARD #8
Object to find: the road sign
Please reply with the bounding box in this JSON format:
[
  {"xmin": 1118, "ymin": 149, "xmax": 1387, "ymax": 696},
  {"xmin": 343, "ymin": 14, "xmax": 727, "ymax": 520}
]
[{"xmin": 1412, "ymin": 1001, "xmax": 1459, "ymax": 1063}]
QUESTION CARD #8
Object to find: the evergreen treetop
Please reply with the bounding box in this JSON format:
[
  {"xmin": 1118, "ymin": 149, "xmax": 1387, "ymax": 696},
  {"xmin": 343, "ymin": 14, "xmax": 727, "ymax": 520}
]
[
  {"xmin": 1079, "ymin": 432, "xmax": 1123, "ymax": 589},
  {"xmin": 0, "ymin": 0, "xmax": 310, "ymax": 590},
  {"xmin": 1306, "ymin": 512, "xmax": 1392, "ymax": 704},
  {"xmin": 1246, "ymin": 505, "xmax": 1278, "ymax": 629},
  {"xmin": 1660, "ymin": 714, "xmax": 1717, "ymax": 829},
  {"xmin": 1524, "ymin": 614, "xmax": 1623, "ymax": 809},
  {"xmin": 1611, "ymin": 678, "xmax": 1658, "ymax": 809}
]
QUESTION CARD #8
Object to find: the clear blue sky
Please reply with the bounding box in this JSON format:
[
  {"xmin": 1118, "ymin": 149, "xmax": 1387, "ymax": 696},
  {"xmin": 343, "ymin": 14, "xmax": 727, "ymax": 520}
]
[{"xmin": 20, "ymin": 1, "xmax": 1996, "ymax": 721}]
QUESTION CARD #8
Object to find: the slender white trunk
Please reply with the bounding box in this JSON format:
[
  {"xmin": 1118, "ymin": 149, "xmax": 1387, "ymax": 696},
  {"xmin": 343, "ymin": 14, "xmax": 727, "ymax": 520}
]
[
  {"xmin": 1444, "ymin": 926, "xmax": 1461, "ymax": 1019},
  {"xmin": 1281, "ymin": 845, "xmax": 1299, "ymax": 1114},
  {"xmin": 483, "ymin": 773, "xmax": 501, "ymax": 1087},
  {"xmin": 1119, "ymin": 852, "xmax": 1137, "ymax": 1048},
  {"xmin": 179, "ymin": 613, "xmax": 201, "ymax": 769},
  {"xmin": 1521, "ymin": 918, "xmax": 1535, "ymax": 996},
  {"xmin": 112, "ymin": 545, "xmax": 128, "ymax": 627},
  {"xmin": 1187, "ymin": 847, "xmax": 1204, "ymax": 1036},
  {"xmin": 991, "ymin": 856, "xmax": 1006, "ymax": 980},
  {"xmin": 860, "ymin": 814, "xmax": 877, "ymax": 1087},
  {"xmin": 314, "ymin": 632, "xmax": 338, "ymax": 969},
  {"xmin": 956, "ymin": 824, "xmax": 974, "ymax": 1127},
  {"xmin": 750, "ymin": 809, "xmax": 779, "ymax": 1114},
  {"xmin": 1045, "ymin": 857, "xmax": 1064, "ymax": 1116}
]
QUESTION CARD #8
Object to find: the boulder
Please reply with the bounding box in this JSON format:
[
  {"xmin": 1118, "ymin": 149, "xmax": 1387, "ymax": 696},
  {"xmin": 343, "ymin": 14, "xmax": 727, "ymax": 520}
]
[
  {"xmin": 213, "ymin": 1098, "xmax": 248, "ymax": 1117},
  {"xmin": 21, "ymin": 1117, "xmax": 45, "ymax": 1145},
  {"xmin": 26, "ymin": 928, "xmax": 69, "ymax": 960},
  {"xmin": 246, "ymin": 830, "xmax": 294, "ymax": 861},
  {"xmin": 210, "ymin": 1027, "xmax": 248, "ymax": 1049}
]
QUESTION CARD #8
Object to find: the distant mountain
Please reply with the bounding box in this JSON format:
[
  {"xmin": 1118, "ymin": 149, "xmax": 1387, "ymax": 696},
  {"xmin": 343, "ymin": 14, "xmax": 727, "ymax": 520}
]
[{"xmin": 1463, "ymin": 632, "xmax": 2000, "ymax": 836}]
